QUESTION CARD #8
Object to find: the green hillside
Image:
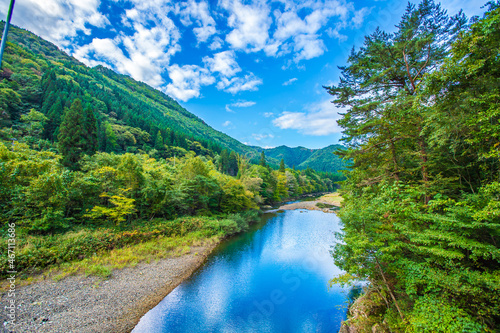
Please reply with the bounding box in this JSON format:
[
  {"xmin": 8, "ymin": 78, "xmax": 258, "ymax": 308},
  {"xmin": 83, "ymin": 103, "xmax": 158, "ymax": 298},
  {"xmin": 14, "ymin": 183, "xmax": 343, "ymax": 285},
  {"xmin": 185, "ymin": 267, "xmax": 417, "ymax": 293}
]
[
  {"xmin": 0, "ymin": 23, "xmax": 258, "ymax": 159},
  {"xmin": 264, "ymin": 144, "xmax": 346, "ymax": 172},
  {"xmin": 0, "ymin": 23, "xmax": 345, "ymax": 173}
]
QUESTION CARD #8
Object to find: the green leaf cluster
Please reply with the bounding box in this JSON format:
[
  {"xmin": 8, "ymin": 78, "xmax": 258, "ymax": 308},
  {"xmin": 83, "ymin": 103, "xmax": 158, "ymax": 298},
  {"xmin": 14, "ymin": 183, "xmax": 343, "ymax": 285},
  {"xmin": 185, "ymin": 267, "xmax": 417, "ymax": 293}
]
[{"xmin": 328, "ymin": 1, "xmax": 500, "ymax": 331}]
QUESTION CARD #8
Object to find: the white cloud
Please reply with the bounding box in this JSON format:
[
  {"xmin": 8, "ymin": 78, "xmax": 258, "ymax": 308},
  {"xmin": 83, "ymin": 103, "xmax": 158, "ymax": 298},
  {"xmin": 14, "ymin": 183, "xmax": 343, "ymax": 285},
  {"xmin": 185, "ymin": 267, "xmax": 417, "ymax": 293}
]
[
  {"xmin": 225, "ymin": 100, "xmax": 255, "ymax": 112},
  {"xmin": 217, "ymin": 73, "xmax": 263, "ymax": 94},
  {"xmin": 266, "ymin": 0, "xmax": 353, "ymax": 62},
  {"xmin": 222, "ymin": 120, "xmax": 232, "ymax": 127},
  {"xmin": 203, "ymin": 51, "xmax": 241, "ymax": 77},
  {"xmin": 252, "ymin": 133, "xmax": 274, "ymax": 141},
  {"xmin": 220, "ymin": 0, "xmax": 272, "ymax": 52},
  {"xmin": 209, "ymin": 36, "xmax": 224, "ymax": 50},
  {"xmin": 272, "ymin": 99, "xmax": 343, "ymax": 135},
  {"xmin": 352, "ymin": 7, "xmax": 371, "ymax": 27},
  {"xmin": 73, "ymin": 0, "xmax": 181, "ymax": 91},
  {"xmin": 175, "ymin": 0, "xmax": 217, "ymax": 43},
  {"xmin": 233, "ymin": 100, "xmax": 256, "ymax": 107},
  {"xmin": 165, "ymin": 64, "xmax": 215, "ymax": 101},
  {"xmin": 282, "ymin": 78, "xmax": 298, "ymax": 86},
  {"xmin": 263, "ymin": 112, "xmax": 274, "ymax": 118},
  {"xmin": 1, "ymin": 0, "xmax": 109, "ymax": 47}
]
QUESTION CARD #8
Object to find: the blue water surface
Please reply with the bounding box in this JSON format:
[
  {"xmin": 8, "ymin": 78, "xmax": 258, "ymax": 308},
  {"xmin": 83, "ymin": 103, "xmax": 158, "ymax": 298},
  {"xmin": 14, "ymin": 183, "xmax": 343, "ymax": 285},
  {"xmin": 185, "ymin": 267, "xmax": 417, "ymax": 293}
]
[{"xmin": 132, "ymin": 209, "xmax": 349, "ymax": 333}]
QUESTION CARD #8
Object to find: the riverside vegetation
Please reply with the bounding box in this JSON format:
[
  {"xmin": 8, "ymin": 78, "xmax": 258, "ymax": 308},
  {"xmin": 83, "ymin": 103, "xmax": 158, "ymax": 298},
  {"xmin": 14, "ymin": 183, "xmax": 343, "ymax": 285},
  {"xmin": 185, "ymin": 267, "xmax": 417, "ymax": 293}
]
[
  {"xmin": 0, "ymin": 24, "xmax": 344, "ymax": 282},
  {"xmin": 329, "ymin": 1, "xmax": 500, "ymax": 332}
]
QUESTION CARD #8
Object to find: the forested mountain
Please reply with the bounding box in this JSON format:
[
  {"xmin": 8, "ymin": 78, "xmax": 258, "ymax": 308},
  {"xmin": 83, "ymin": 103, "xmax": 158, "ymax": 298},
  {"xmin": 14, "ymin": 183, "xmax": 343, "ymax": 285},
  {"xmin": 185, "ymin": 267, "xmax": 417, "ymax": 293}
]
[
  {"xmin": 329, "ymin": 2, "xmax": 500, "ymax": 332},
  {"xmin": 263, "ymin": 144, "xmax": 346, "ymax": 172},
  {"xmin": 0, "ymin": 22, "xmax": 346, "ymax": 174},
  {"xmin": 0, "ymin": 22, "xmax": 256, "ymax": 159}
]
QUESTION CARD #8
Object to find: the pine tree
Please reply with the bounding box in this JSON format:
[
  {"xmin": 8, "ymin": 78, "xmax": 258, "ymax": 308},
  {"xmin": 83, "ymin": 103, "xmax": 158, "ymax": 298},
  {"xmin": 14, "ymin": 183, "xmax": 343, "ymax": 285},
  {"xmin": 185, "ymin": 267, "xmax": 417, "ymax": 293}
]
[
  {"xmin": 154, "ymin": 130, "xmax": 164, "ymax": 150},
  {"xmin": 259, "ymin": 151, "xmax": 267, "ymax": 167},
  {"xmin": 279, "ymin": 158, "xmax": 286, "ymax": 173},
  {"xmin": 83, "ymin": 106, "xmax": 98, "ymax": 155},
  {"xmin": 58, "ymin": 99, "xmax": 85, "ymax": 169},
  {"xmin": 44, "ymin": 98, "xmax": 64, "ymax": 141},
  {"xmin": 228, "ymin": 151, "xmax": 239, "ymax": 176},
  {"xmin": 104, "ymin": 122, "xmax": 117, "ymax": 152},
  {"xmin": 219, "ymin": 149, "xmax": 229, "ymax": 173}
]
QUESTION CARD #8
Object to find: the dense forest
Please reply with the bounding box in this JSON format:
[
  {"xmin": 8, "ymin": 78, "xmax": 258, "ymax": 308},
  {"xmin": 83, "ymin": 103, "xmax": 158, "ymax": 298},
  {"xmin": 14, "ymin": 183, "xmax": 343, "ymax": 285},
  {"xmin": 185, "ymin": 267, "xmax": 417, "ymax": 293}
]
[
  {"xmin": 329, "ymin": 1, "xmax": 500, "ymax": 332},
  {"xmin": 0, "ymin": 23, "xmax": 343, "ymax": 278}
]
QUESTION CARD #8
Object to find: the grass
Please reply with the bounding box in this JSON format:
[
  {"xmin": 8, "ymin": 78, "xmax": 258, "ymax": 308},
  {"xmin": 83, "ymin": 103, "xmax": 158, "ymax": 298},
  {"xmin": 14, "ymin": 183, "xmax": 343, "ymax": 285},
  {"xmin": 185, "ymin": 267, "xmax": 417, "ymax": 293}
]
[
  {"xmin": 316, "ymin": 202, "xmax": 337, "ymax": 209},
  {"xmin": 318, "ymin": 192, "xmax": 343, "ymax": 206},
  {"xmin": 1, "ymin": 232, "xmax": 221, "ymax": 291},
  {"xmin": 47, "ymin": 232, "xmax": 220, "ymax": 283}
]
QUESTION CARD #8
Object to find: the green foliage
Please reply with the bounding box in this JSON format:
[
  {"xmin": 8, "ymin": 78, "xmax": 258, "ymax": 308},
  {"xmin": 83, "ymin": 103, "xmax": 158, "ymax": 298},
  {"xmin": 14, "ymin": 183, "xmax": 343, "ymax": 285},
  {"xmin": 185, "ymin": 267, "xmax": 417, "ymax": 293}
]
[
  {"xmin": 410, "ymin": 295, "xmax": 485, "ymax": 333},
  {"xmin": 279, "ymin": 158, "xmax": 285, "ymax": 172},
  {"xmin": 0, "ymin": 22, "xmax": 345, "ymax": 283},
  {"xmin": 259, "ymin": 150, "xmax": 267, "ymax": 167},
  {"xmin": 57, "ymin": 99, "xmax": 85, "ymax": 169},
  {"xmin": 85, "ymin": 190, "xmax": 136, "ymax": 225},
  {"xmin": 328, "ymin": 2, "xmax": 500, "ymax": 331}
]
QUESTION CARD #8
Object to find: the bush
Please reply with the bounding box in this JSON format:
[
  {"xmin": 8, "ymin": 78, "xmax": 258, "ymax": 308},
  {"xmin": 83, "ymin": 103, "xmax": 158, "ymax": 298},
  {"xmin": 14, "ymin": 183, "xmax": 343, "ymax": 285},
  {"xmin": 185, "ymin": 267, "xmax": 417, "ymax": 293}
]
[{"xmin": 409, "ymin": 295, "xmax": 485, "ymax": 333}]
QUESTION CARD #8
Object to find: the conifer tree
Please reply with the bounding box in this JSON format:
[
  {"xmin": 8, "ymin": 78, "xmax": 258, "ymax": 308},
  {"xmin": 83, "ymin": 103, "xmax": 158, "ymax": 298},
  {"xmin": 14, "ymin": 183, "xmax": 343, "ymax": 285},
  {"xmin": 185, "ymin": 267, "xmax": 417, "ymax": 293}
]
[
  {"xmin": 104, "ymin": 122, "xmax": 117, "ymax": 152},
  {"xmin": 259, "ymin": 151, "xmax": 267, "ymax": 167},
  {"xmin": 83, "ymin": 106, "xmax": 98, "ymax": 155},
  {"xmin": 44, "ymin": 100, "xmax": 62, "ymax": 141},
  {"xmin": 279, "ymin": 158, "xmax": 286, "ymax": 172},
  {"xmin": 58, "ymin": 99, "xmax": 85, "ymax": 169},
  {"xmin": 228, "ymin": 151, "xmax": 239, "ymax": 176},
  {"xmin": 154, "ymin": 130, "xmax": 164, "ymax": 150},
  {"xmin": 219, "ymin": 149, "xmax": 229, "ymax": 173}
]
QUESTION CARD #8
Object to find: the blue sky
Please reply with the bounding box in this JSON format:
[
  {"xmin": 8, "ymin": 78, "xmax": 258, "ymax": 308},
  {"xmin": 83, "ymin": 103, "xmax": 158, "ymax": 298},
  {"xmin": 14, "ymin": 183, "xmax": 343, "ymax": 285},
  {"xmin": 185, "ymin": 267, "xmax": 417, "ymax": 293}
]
[{"xmin": 0, "ymin": 0, "xmax": 487, "ymax": 149}]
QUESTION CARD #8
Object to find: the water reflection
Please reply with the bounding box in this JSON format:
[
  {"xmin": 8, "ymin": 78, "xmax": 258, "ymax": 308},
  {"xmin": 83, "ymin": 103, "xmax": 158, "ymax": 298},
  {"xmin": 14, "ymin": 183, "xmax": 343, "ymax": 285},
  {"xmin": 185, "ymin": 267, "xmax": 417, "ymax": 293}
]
[{"xmin": 133, "ymin": 209, "xmax": 350, "ymax": 333}]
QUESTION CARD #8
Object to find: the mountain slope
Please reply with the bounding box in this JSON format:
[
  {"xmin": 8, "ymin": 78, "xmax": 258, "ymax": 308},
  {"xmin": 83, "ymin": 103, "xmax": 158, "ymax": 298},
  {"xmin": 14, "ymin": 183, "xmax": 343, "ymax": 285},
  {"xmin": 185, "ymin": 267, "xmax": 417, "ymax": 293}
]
[
  {"xmin": 264, "ymin": 144, "xmax": 346, "ymax": 172},
  {"xmin": 1, "ymin": 23, "xmax": 256, "ymax": 154},
  {"xmin": 0, "ymin": 23, "xmax": 344, "ymax": 173}
]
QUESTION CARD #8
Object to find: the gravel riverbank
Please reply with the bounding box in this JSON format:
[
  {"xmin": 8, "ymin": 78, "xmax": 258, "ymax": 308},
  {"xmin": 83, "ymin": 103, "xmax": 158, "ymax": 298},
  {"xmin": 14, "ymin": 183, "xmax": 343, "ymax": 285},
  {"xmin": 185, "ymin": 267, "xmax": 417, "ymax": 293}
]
[
  {"xmin": 275, "ymin": 192, "xmax": 342, "ymax": 213},
  {"xmin": 1, "ymin": 242, "xmax": 218, "ymax": 333}
]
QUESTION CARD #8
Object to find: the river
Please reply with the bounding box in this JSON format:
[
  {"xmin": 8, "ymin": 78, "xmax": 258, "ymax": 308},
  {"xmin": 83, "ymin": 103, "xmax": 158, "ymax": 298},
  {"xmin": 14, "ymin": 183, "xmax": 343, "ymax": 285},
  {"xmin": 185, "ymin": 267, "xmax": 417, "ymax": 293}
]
[{"xmin": 132, "ymin": 208, "xmax": 350, "ymax": 333}]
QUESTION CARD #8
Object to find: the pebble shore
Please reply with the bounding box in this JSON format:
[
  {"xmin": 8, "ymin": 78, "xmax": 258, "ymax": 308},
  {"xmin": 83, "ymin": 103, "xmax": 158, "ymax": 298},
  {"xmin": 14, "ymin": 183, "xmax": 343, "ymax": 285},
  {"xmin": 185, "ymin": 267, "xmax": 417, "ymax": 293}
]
[{"xmin": 1, "ymin": 243, "xmax": 218, "ymax": 333}]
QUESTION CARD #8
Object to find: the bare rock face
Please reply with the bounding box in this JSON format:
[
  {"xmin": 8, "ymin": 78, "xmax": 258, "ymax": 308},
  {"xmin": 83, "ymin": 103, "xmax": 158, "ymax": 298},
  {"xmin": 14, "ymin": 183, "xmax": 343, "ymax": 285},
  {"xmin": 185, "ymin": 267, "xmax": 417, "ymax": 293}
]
[{"xmin": 338, "ymin": 288, "xmax": 392, "ymax": 333}]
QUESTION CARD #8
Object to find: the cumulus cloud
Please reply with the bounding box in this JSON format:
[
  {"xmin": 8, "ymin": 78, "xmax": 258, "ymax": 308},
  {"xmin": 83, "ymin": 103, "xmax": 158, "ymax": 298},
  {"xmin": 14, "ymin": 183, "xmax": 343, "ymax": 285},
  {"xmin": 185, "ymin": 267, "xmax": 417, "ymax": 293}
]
[
  {"xmin": 209, "ymin": 36, "xmax": 224, "ymax": 50},
  {"xmin": 283, "ymin": 78, "xmax": 298, "ymax": 86},
  {"xmin": 233, "ymin": 100, "xmax": 256, "ymax": 107},
  {"xmin": 203, "ymin": 51, "xmax": 262, "ymax": 95},
  {"xmin": 272, "ymin": 99, "xmax": 344, "ymax": 135},
  {"xmin": 268, "ymin": 0, "xmax": 354, "ymax": 62},
  {"xmin": 217, "ymin": 73, "xmax": 263, "ymax": 94},
  {"xmin": 220, "ymin": 0, "xmax": 272, "ymax": 52},
  {"xmin": 175, "ymin": 0, "xmax": 217, "ymax": 43},
  {"xmin": 165, "ymin": 64, "xmax": 215, "ymax": 101},
  {"xmin": 263, "ymin": 112, "xmax": 274, "ymax": 117},
  {"xmin": 2, "ymin": 0, "xmax": 109, "ymax": 47},
  {"xmin": 222, "ymin": 120, "xmax": 233, "ymax": 127},
  {"xmin": 73, "ymin": 0, "xmax": 181, "ymax": 90},
  {"xmin": 203, "ymin": 51, "xmax": 241, "ymax": 77}
]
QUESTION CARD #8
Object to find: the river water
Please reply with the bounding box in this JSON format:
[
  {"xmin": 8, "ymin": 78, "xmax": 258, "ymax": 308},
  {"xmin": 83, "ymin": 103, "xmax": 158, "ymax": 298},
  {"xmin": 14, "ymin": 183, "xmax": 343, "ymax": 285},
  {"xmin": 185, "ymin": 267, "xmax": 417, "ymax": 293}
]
[{"xmin": 132, "ymin": 209, "xmax": 349, "ymax": 333}]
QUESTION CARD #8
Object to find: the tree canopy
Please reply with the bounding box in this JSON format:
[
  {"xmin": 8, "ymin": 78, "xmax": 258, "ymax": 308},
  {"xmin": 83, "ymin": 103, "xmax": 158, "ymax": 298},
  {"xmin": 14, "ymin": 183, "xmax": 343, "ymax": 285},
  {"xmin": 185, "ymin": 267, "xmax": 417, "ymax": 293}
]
[{"xmin": 328, "ymin": 1, "xmax": 500, "ymax": 331}]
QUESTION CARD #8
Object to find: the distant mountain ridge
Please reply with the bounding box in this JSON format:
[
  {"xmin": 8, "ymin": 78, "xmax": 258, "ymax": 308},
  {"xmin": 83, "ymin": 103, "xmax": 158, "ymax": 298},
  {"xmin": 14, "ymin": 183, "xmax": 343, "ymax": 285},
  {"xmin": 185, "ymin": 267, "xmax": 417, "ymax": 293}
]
[
  {"xmin": 0, "ymin": 23, "xmax": 346, "ymax": 173},
  {"xmin": 263, "ymin": 144, "xmax": 346, "ymax": 172}
]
